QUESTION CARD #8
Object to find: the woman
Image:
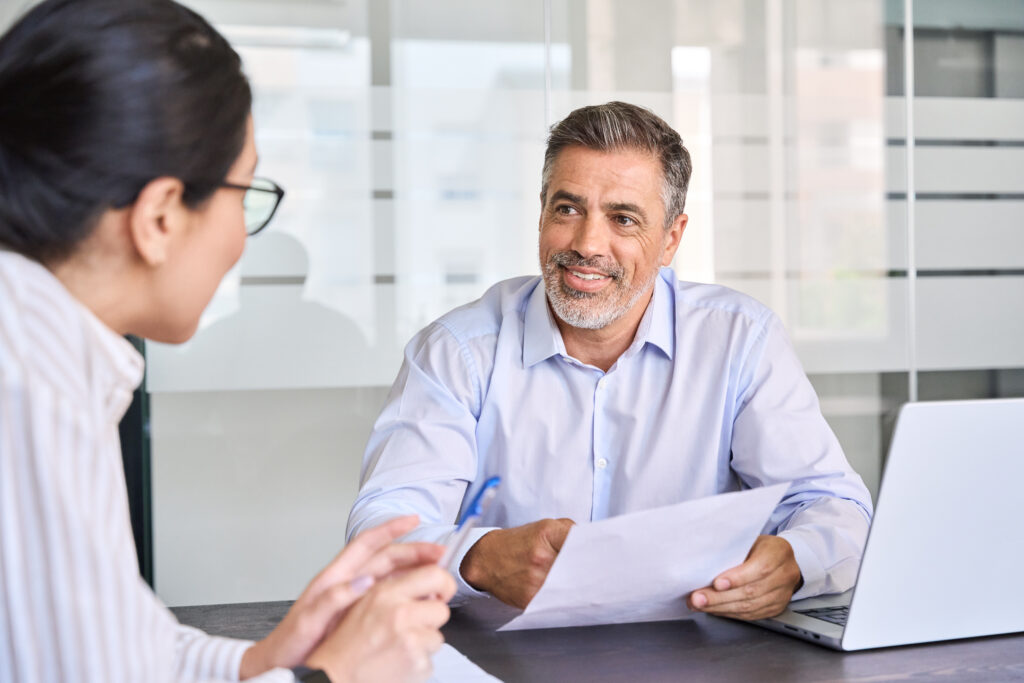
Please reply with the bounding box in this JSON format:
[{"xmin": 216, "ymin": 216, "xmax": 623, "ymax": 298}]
[{"xmin": 0, "ymin": 1, "xmax": 455, "ymax": 681}]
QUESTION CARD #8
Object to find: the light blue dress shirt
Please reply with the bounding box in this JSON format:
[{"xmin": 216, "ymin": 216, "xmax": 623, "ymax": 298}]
[{"xmin": 347, "ymin": 268, "xmax": 873, "ymax": 601}]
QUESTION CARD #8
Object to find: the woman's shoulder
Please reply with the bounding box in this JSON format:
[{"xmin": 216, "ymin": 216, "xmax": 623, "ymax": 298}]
[{"xmin": 0, "ymin": 251, "xmax": 92, "ymax": 404}]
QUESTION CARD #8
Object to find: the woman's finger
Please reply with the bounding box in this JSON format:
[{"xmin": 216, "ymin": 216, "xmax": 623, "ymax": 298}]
[
  {"xmin": 305, "ymin": 516, "xmax": 420, "ymax": 595},
  {"xmin": 381, "ymin": 565, "xmax": 457, "ymax": 603},
  {"xmin": 304, "ymin": 575, "xmax": 376, "ymax": 634},
  {"xmin": 359, "ymin": 542, "xmax": 444, "ymax": 579}
]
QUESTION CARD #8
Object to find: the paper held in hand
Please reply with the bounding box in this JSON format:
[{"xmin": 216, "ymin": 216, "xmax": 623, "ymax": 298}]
[{"xmin": 498, "ymin": 482, "xmax": 790, "ymax": 631}]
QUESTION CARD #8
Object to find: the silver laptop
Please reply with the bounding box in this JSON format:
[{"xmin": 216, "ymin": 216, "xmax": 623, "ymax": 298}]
[{"xmin": 753, "ymin": 398, "xmax": 1024, "ymax": 650}]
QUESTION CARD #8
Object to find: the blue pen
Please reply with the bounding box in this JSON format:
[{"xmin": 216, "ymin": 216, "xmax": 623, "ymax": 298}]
[{"xmin": 440, "ymin": 476, "xmax": 501, "ymax": 572}]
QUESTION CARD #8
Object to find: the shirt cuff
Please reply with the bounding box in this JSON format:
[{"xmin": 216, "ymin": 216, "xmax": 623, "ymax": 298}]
[
  {"xmin": 254, "ymin": 668, "xmax": 300, "ymax": 683},
  {"xmin": 776, "ymin": 529, "xmax": 825, "ymax": 601},
  {"xmin": 188, "ymin": 637, "xmax": 293, "ymax": 682},
  {"xmin": 222, "ymin": 641, "xmax": 296, "ymax": 683},
  {"xmin": 449, "ymin": 526, "xmax": 499, "ymax": 605},
  {"xmin": 223, "ymin": 639, "xmax": 250, "ymax": 681}
]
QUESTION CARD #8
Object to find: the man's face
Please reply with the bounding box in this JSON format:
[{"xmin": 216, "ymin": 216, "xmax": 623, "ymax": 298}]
[{"xmin": 539, "ymin": 145, "xmax": 685, "ymax": 330}]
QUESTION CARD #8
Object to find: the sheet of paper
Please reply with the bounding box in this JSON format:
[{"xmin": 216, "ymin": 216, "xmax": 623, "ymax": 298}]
[
  {"xmin": 498, "ymin": 483, "xmax": 789, "ymax": 631},
  {"xmin": 427, "ymin": 643, "xmax": 503, "ymax": 682}
]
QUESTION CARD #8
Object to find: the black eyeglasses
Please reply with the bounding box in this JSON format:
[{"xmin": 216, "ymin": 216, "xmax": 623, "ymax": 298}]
[{"xmin": 220, "ymin": 177, "xmax": 286, "ymax": 236}]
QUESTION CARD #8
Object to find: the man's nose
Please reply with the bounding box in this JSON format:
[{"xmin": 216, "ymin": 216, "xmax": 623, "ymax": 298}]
[{"xmin": 569, "ymin": 214, "xmax": 610, "ymax": 260}]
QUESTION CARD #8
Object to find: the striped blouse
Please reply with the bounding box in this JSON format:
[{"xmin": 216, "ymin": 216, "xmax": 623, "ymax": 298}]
[{"xmin": 0, "ymin": 250, "xmax": 292, "ymax": 682}]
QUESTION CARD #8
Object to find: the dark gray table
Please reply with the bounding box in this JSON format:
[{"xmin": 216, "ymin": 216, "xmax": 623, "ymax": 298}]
[{"xmin": 172, "ymin": 599, "xmax": 1024, "ymax": 682}]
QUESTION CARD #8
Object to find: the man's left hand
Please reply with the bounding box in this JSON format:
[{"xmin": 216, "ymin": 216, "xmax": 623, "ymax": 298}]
[{"xmin": 686, "ymin": 535, "xmax": 802, "ymax": 620}]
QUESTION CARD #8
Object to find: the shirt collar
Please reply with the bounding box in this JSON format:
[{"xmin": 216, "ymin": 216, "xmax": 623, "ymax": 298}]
[
  {"xmin": 13, "ymin": 251, "xmax": 145, "ymax": 423},
  {"xmin": 77, "ymin": 299, "xmax": 145, "ymax": 424},
  {"xmin": 522, "ymin": 279, "xmax": 565, "ymax": 368},
  {"xmin": 637, "ymin": 269, "xmax": 675, "ymax": 360},
  {"xmin": 521, "ymin": 269, "xmax": 675, "ymax": 368}
]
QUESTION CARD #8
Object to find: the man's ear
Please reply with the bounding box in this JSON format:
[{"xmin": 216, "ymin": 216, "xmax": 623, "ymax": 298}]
[
  {"xmin": 661, "ymin": 213, "xmax": 688, "ymax": 266},
  {"xmin": 128, "ymin": 177, "xmax": 188, "ymax": 267}
]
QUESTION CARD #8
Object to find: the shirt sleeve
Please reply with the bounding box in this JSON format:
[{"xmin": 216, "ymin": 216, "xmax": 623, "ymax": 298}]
[
  {"xmin": 0, "ymin": 375, "xmax": 294, "ymax": 682},
  {"xmin": 345, "ymin": 323, "xmax": 494, "ymax": 601},
  {"xmin": 728, "ymin": 313, "xmax": 873, "ymax": 599},
  {"xmin": 174, "ymin": 626, "xmax": 294, "ymax": 682}
]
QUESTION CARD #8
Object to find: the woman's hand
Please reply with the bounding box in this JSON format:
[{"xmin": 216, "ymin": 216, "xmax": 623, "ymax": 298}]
[
  {"xmin": 240, "ymin": 515, "xmax": 444, "ymax": 678},
  {"xmin": 305, "ymin": 565, "xmax": 456, "ymax": 683}
]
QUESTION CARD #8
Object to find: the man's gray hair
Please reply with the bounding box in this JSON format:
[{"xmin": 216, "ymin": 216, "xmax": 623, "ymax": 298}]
[{"xmin": 540, "ymin": 101, "xmax": 692, "ymax": 226}]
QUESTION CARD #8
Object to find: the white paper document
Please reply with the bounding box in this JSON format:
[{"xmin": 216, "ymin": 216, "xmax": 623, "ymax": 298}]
[
  {"xmin": 427, "ymin": 643, "xmax": 503, "ymax": 682},
  {"xmin": 498, "ymin": 483, "xmax": 789, "ymax": 631}
]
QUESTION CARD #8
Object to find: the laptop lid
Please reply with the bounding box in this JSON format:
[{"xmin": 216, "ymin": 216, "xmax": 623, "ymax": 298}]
[{"xmin": 840, "ymin": 398, "xmax": 1024, "ymax": 650}]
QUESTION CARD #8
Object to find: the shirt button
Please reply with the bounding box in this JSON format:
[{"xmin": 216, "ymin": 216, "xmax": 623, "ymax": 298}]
[{"xmin": 596, "ymin": 458, "xmax": 608, "ymax": 469}]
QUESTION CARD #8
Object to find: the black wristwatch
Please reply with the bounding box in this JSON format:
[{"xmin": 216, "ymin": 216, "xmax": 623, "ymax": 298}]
[{"xmin": 290, "ymin": 666, "xmax": 332, "ymax": 683}]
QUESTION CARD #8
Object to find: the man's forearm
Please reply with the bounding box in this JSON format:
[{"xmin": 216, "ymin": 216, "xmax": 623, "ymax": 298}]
[{"xmin": 776, "ymin": 497, "xmax": 870, "ymax": 599}]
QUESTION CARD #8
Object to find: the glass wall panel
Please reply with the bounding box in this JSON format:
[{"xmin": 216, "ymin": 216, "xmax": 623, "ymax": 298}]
[
  {"xmin": 21, "ymin": 0, "xmax": 1024, "ymax": 607},
  {"xmin": 134, "ymin": 0, "xmax": 896, "ymax": 605},
  {"xmin": 888, "ymin": 0, "xmax": 1024, "ymax": 413},
  {"xmin": 145, "ymin": 0, "xmax": 562, "ymax": 605},
  {"xmin": 147, "ymin": 0, "xmax": 385, "ymax": 606},
  {"xmin": 550, "ymin": 0, "xmax": 894, "ymax": 497}
]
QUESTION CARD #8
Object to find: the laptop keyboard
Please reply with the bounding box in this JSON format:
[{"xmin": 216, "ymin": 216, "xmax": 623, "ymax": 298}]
[{"xmin": 795, "ymin": 605, "xmax": 849, "ymax": 626}]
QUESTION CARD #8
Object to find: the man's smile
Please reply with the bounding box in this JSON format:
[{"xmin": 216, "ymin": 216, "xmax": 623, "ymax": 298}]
[{"xmin": 562, "ymin": 265, "xmax": 613, "ymax": 293}]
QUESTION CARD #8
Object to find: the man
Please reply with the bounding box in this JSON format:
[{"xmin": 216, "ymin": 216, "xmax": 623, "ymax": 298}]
[{"xmin": 347, "ymin": 101, "xmax": 872, "ymax": 620}]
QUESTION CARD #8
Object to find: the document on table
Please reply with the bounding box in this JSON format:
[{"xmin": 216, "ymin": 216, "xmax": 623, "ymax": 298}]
[
  {"xmin": 427, "ymin": 643, "xmax": 502, "ymax": 682},
  {"xmin": 498, "ymin": 483, "xmax": 789, "ymax": 631}
]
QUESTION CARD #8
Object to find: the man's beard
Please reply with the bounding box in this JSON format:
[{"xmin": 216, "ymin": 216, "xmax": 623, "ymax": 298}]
[{"xmin": 541, "ymin": 251, "xmax": 656, "ymax": 330}]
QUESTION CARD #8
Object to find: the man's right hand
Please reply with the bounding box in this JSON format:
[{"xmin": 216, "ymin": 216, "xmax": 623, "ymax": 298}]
[{"xmin": 459, "ymin": 518, "xmax": 575, "ymax": 608}]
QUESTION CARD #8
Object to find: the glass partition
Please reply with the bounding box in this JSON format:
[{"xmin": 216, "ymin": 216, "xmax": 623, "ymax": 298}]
[
  {"xmin": 144, "ymin": 0, "xmax": 897, "ymax": 606},
  {"xmin": 4, "ymin": 0, "xmax": 1020, "ymax": 607},
  {"xmin": 888, "ymin": 0, "xmax": 1024, "ymax": 410}
]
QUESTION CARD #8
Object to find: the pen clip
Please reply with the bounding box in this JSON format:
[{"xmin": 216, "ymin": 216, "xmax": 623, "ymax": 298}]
[
  {"xmin": 440, "ymin": 476, "xmax": 501, "ymax": 572},
  {"xmin": 456, "ymin": 475, "xmax": 501, "ymax": 529}
]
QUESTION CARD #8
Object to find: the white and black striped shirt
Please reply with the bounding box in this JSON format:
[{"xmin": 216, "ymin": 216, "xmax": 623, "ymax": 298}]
[{"xmin": 0, "ymin": 250, "xmax": 292, "ymax": 682}]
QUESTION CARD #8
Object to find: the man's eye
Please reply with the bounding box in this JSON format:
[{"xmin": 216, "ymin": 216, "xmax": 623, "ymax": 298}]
[
  {"xmin": 556, "ymin": 205, "xmax": 578, "ymax": 215},
  {"xmin": 614, "ymin": 215, "xmax": 636, "ymax": 227}
]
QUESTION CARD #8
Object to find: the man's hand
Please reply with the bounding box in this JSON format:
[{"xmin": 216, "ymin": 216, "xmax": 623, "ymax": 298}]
[
  {"xmin": 686, "ymin": 535, "xmax": 802, "ymax": 620},
  {"xmin": 460, "ymin": 518, "xmax": 575, "ymax": 608}
]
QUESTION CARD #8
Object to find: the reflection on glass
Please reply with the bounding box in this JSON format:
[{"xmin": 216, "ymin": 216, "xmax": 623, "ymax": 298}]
[{"xmin": 133, "ymin": 0, "xmax": 1024, "ymax": 606}]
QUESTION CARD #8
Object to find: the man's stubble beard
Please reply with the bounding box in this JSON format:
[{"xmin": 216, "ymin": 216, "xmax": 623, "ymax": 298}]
[{"xmin": 541, "ymin": 251, "xmax": 659, "ymax": 330}]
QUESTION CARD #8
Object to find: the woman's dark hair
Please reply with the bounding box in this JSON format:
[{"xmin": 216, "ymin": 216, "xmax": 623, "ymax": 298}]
[{"xmin": 0, "ymin": 0, "xmax": 252, "ymax": 262}]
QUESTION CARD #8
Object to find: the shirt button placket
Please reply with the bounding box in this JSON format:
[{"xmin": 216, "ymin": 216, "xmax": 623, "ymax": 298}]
[{"xmin": 592, "ymin": 375, "xmax": 609, "ymax": 518}]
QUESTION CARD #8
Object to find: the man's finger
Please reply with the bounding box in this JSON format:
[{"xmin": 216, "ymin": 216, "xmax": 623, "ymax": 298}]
[
  {"xmin": 709, "ymin": 537, "xmax": 786, "ymax": 592},
  {"xmin": 688, "ymin": 576, "xmax": 774, "ymax": 610},
  {"xmin": 547, "ymin": 518, "xmax": 576, "ymax": 552},
  {"xmin": 691, "ymin": 586, "xmax": 792, "ymax": 620}
]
